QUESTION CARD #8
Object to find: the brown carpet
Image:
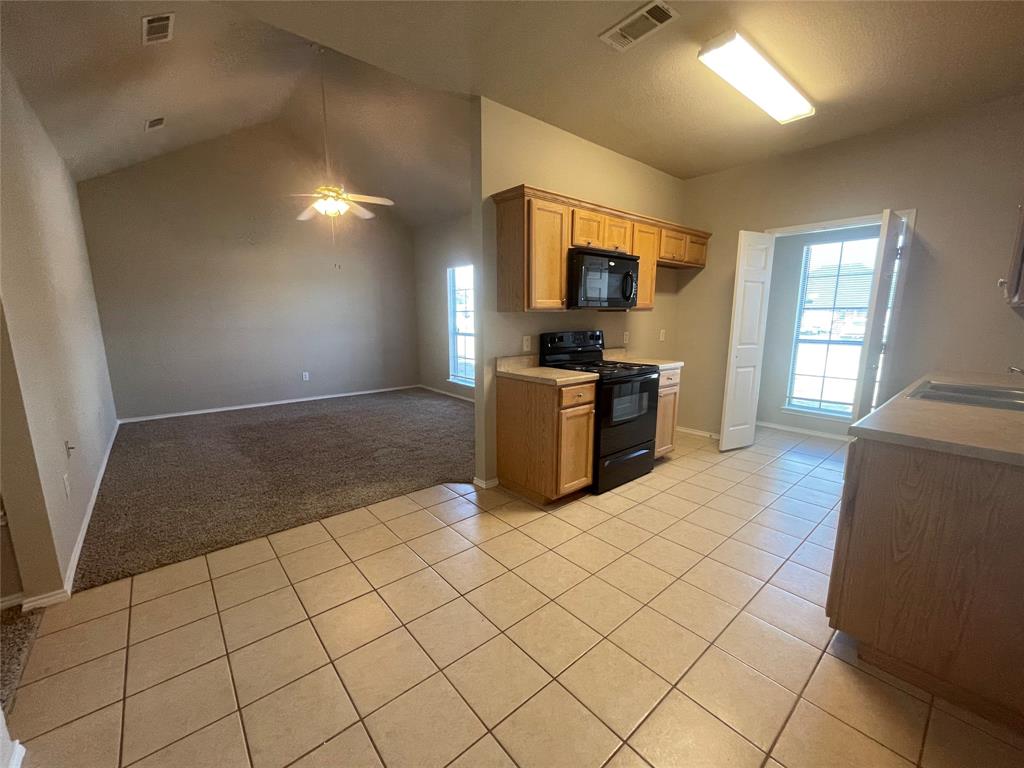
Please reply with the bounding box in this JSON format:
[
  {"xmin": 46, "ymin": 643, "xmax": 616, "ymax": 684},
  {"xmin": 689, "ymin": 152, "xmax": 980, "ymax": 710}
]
[{"xmin": 73, "ymin": 388, "xmax": 473, "ymax": 591}]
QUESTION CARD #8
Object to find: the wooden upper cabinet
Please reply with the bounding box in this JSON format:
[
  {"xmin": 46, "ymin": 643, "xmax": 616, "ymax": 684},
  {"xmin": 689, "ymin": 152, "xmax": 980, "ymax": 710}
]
[
  {"xmin": 631, "ymin": 223, "xmax": 659, "ymax": 311},
  {"xmin": 557, "ymin": 403, "xmax": 595, "ymax": 496},
  {"xmin": 571, "ymin": 208, "xmax": 605, "ymax": 247},
  {"xmin": 493, "ymin": 185, "xmax": 710, "ymax": 311},
  {"xmin": 660, "ymin": 228, "xmax": 687, "ymax": 263},
  {"xmin": 528, "ymin": 199, "xmax": 570, "ymax": 310},
  {"xmin": 684, "ymin": 234, "xmax": 708, "ymax": 266},
  {"xmin": 604, "ymin": 216, "xmax": 634, "ymax": 252}
]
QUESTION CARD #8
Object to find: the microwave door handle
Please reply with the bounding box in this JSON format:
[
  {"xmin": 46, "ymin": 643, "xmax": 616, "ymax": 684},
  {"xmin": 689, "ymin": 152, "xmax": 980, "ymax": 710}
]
[{"xmin": 622, "ymin": 271, "xmax": 636, "ymax": 301}]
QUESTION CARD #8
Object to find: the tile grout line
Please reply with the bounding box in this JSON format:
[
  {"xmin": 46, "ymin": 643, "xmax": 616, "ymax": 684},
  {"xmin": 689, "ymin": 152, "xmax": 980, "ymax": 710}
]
[
  {"xmin": 20, "ymin": 436, "xmax": 886, "ymax": 765},
  {"xmin": 117, "ymin": 572, "xmax": 133, "ymax": 768}
]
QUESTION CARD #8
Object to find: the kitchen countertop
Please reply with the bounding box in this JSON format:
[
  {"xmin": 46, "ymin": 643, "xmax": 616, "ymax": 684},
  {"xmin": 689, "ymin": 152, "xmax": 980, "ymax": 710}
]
[
  {"xmin": 496, "ymin": 351, "xmax": 683, "ymax": 386},
  {"xmin": 849, "ymin": 371, "xmax": 1024, "ymax": 466}
]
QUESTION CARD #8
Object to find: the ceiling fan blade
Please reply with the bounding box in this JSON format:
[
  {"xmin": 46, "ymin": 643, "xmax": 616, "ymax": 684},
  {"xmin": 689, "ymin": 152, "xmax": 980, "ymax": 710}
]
[
  {"xmin": 296, "ymin": 204, "xmax": 318, "ymax": 221},
  {"xmin": 345, "ymin": 193, "xmax": 394, "ymax": 206},
  {"xmin": 348, "ymin": 202, "xmax": 376, "ymax": 219}
]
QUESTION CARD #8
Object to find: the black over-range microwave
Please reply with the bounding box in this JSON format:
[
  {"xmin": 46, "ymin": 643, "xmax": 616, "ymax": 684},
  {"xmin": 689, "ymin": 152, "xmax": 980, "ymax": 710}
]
[{"xmin": 567, "ymin": 247, "xmax": 639, "ymax": 310}]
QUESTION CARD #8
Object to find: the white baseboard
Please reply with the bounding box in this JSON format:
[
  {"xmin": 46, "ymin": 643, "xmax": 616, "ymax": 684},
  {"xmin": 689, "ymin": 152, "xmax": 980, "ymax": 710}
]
[
  {"xmin": 6, "ymin": 742, "xmax": 25, "ymax": 768},
  {"xmin": 417, "ymin": 385, "xmax": 475, "ymax": 403},
  {"xmin": 21, "ymin": 588, "xmax": 70, "ymax": 611},
  {"xmin": 473, "ymin": 477, "xmax": 499, "ymax": 489},
  {"xmin": 60, "ymin": 420, "xmax": 120, "ymax": 596},
  {"xmin": 756, "ymin": 420, "xmax": 854, "ymax": 442},
  {"xmin": 117, "ymin": 385, "xmax": 421, "ymax": 424},
  {"xmin": 0, "ymin": 593, "xmax": 24, "ymax": 610},
  {"xmin": 676, "ymin": 426, "xmax": 720, "ymax": 439}
]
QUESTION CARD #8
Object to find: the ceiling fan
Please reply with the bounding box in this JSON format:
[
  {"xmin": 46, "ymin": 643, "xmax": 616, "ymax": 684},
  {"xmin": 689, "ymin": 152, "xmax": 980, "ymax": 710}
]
[{"xmin": 293, "ymin": 47, "xmax": 394, "ymax": 235}]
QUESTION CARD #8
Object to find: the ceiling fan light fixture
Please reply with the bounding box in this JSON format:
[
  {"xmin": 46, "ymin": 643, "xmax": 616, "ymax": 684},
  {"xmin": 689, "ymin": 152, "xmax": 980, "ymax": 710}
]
[
  {"xmin": 314, "ymin": 197, "xmax": 349, "ymax": 217},
  {"xmin": 698, "ymin": 31, "xmax": 814, "ymax": 124}
]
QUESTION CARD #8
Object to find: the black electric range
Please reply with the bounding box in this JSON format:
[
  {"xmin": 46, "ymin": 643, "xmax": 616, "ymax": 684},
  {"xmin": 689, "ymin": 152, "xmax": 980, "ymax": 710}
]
[{"xmin": 539, "ymin": 330, "xmax": 660, "ymax": 493}]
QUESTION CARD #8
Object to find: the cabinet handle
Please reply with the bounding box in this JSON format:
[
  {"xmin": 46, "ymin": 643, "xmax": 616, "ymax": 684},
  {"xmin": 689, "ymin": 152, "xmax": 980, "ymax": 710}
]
[{"xmin": 575, "ymin": 392, "xmax": 584, "ymax": 399}]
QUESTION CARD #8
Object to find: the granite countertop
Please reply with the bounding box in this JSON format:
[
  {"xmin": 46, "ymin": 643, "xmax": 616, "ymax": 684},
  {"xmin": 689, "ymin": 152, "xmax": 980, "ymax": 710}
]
[
  {"xmin": 495, "ymin": 351, "xmax": 683, "ymax": 386},
  {"xmin": 850, "ymin": 371, "xmax": 1024, "ymax": 466}
]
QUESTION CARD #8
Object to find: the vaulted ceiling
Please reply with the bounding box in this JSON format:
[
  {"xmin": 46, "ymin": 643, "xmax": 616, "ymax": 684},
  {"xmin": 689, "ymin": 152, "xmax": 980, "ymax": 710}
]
[
  {"xmin": 244, "ymin": 0, "xmax": 1024, "ymax": 179},
  {"xmin": 4, "ymin": 1, "xmax": 1024, "ymax": 227}
]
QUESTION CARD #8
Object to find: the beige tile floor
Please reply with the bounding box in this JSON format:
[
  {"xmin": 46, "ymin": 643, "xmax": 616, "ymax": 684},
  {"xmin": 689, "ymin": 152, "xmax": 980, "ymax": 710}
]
[{"xmin": 7, "ymin": 430, "xmax": 1024, "ymax": 768}]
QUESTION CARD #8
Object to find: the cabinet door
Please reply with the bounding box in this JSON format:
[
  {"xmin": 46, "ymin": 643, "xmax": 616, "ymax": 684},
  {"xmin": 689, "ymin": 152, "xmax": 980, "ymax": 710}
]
[
  {"xmin": 572, "ymin": 209, "xmax": 605, "ymax": 247},
  {"xmin": 660, "ymin": 229, "xmax": 687, "ymax": 262},
  {"xmin": 684, "ymin": 235, "xmax": 708, "ymax": 266},
  {"xmin": 557, "ymin": 403, "xmax": 595, "ymax": 495},
  {"xmin": 655, "ymin": 386, "xmax": 679, "ymax": 457},
  {"xmin": 528, "ymin": 198, "xmax": 570, "ymax": 309},
  {"xmin": 632, "ymin": 224, "xmax": 659, "ymax": 310},
  {"xmin": 605, "ymin": 216, "xmax": 634, "ymax": 252}
]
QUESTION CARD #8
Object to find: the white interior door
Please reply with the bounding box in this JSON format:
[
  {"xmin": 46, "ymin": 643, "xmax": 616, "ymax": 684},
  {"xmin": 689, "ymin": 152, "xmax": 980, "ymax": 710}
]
[
  {"xmin": 719, "ymin": 231, "xmax": 776, "ymax": 451},
  {"xmin": 851, "ymin": 209, "xmax": 902, "ymax": 421}
]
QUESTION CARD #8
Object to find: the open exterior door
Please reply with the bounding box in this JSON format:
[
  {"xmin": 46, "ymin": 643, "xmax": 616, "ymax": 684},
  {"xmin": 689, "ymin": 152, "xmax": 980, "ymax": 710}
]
[
  {"xmin": 719, "ymin": 231, "xmax": 776, "ymax": 451},
  {"xmin": 851, "ymin": 209, "xmax": 904, "ymax": 421}
]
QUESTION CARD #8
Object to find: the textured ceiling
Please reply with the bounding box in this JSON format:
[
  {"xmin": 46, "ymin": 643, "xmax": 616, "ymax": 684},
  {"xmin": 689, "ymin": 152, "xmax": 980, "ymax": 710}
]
[
  {"xmin": 243, "ymin": 0, "xmax": 1024, "ymax": 180},
  {"xmin": 278, "ymin": 52, "xmax": 474, "ymax": 226},
  {"xmin": 1, "ymin": 1, "xmax": 310, "ymax": 181},
  {"xmin": 1, "ymin": 1, "xmax": 474, "ymax": 225}
]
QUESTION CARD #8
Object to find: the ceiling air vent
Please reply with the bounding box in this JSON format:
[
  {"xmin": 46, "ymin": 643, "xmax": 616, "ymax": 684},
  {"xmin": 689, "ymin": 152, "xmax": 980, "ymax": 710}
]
[
  {"xmin": 142, "ymin": 13, "xmax": 174, "ymax": 45},
  {"xmin": 599, "ymin": 2, "xmax": 678, "ymax": 52},
  {"xmin": 144, "ymin": 117, "xmax": 165, "ymax": 132}
]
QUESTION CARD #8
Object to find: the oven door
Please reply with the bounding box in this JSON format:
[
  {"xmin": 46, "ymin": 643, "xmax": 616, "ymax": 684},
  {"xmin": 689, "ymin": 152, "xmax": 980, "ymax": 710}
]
[{"xmin": 595, "ymin": 372, "xmax": 659, "ymax": 456}]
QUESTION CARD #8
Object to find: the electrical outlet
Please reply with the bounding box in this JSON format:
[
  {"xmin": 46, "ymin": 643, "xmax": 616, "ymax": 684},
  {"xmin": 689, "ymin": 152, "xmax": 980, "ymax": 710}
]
[
  {"xmin": 301, "ymin": 371, "xmax": 310, "ymax": 381},
  {"xmin": 522, "ymin": 336, "xmax": 531, "ymax": 352},
  {"xmin": 659, "ymin": 329, "xmax": 666, "ymax": 342},
  {"xmin": 62, "ymin": 473, "xmax": 71, "ymax": 500},
  {"xmin": 623, "ymin": 331, "xmax": 631, "ymax": 344}
]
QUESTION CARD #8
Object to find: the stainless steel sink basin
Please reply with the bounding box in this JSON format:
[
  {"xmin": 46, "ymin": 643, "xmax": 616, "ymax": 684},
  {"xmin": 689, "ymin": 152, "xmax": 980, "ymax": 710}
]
[{"xmin": 908, "ymin": 381, "xmax": 1024, "ymax": 412}]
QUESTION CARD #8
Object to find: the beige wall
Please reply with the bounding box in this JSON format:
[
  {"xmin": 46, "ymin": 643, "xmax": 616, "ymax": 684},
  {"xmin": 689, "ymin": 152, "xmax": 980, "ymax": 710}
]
[
  {"xmin": 757, "ymin": 224, "xmax": 880, "ymax": 437},
  {"xmin": 78, "ymin": 120, "xmax": 420, "ymax": 419},
  {"xmin": 477, "ymin": 98, "xmax": 693, "ymax": 480},
  {"xmin": 1, "ymin": 69, "xmax": 117, "ymax": 596},
  {"xmin": 413, "ymin": 214, "xmax": 475, "ymax": 399},
  {"xmin": 670, "ymin": 94, "xmax": 1024, "ymax": 435}
]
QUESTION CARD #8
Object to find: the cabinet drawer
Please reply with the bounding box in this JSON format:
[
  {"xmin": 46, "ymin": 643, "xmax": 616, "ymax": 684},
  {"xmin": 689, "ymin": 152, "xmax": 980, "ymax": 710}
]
[
  {"xmin": 659, "ymin": 369, "xmax": 680, "ymax": 388},
  {"xmin": 560, "ymin": 383, "xmax": 596, "ymax": 408}
]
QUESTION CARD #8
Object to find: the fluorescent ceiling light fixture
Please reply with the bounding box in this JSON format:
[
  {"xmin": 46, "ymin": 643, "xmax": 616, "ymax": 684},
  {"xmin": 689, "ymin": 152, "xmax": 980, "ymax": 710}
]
[{"xmin": 698, "ymin": 31, "xmax": 815, "ymax": 124}]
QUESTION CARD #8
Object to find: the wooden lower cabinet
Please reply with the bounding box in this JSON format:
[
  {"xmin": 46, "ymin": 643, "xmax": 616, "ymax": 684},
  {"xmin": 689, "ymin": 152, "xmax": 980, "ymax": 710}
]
[
  {"xmin": 497, "ymin": 377, "xmax": 595, "ymax": 503},
  {"xmin": 827, "ymin": 438, "xmax": 1024, "ymax": 731},
  {"xmin": 654, "ymin": 376, "xmax": 679, "ymax": 458}
]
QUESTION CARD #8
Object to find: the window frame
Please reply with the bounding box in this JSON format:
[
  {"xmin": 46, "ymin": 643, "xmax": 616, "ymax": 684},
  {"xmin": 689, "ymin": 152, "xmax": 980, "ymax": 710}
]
[
  {"xmin": 784, "ymin": 237, "xmax": 879, "ymax": 419},
  {"xmin": 446, "ymin": 265, "xmax": 475, "ymax": 388}
]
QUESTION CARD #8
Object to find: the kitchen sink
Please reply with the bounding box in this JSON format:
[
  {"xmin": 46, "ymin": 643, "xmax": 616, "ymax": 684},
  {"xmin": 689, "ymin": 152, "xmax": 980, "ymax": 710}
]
[{"xmin": 908, "ymin": 381, "xmax": 1024, "ymax": 412}]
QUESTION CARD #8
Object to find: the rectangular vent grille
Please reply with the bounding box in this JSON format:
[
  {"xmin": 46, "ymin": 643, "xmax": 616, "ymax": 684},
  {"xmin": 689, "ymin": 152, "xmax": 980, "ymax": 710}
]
[
  {"xmin": 142, "ymin": 13, "xmax": 174, "ymax": 45},
  {"xmin": 144, "ymin": 117, "xmax": 165, "ymax": 132},
  {"xmin": 599, "ymin": 2, "xmax": 678, "ymax": 52}
]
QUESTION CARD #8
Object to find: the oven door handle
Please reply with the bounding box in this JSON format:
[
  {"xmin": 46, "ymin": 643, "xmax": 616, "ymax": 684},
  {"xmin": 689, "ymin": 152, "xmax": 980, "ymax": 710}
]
[{"xmin": 601, "ymin": 446, "xmax": 652, "ymax": 467}]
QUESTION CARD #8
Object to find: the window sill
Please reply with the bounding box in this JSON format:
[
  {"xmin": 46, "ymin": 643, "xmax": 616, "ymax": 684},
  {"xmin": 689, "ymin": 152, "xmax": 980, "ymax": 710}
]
[
  {"xmin": 780, "ymin": 406, "xmax": 852, "ymax": 424},
  {"xmin": 448, "ymin": 378, "xmax": 475, "ymax": 389}
]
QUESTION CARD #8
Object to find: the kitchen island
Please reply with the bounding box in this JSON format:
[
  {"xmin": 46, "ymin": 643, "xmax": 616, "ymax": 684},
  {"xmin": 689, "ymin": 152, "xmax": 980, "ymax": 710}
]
[{"xmin": 827, "ymin": 372, "xmax": 1024, "ymax": 733}]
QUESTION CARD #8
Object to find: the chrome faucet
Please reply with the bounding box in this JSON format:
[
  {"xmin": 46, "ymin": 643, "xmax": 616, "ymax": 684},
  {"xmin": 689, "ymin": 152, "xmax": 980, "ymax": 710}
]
[{"xmin": 1009, "ymin": 366, "xmax": 1024, "ymax": 376}]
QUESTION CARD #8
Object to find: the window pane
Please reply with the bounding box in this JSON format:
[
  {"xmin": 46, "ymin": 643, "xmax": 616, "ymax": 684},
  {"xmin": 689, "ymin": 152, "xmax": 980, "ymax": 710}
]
[
  {"xmin": 824, "ymin": 345, "xmax": 861, "ymax": 379},
  {"xmin": 821, "ymin": 377, "xmax": 856, "ymax": 405},
  {"xmin": 456, "ymin": 311, "xmax": 473, "ymax": 334},
  {"xmin": 798, "ymin": 309, "xmax": 834, "ymax": 338},
  {"xmin": 831, "ymin": 309, "xmax": 867, "ymax": 341},
  {"xmin": 792, "ymin": 375, "xmax": 824, "ymax": 400},
  {"xmin": 794, "ymin": 343, "xmax": 827, "ymax": 376},
  {"xmin": 806, "ymin": 242, "xmax": 841, "ymax": 274}
]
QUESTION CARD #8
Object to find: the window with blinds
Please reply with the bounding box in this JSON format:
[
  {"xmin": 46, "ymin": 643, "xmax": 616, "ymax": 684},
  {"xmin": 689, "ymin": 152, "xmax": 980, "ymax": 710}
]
[
  {"xmin": 786, "ymin": 237, "xmax": 879, "ymax": 416},
  {"xmin": 447, "ymin": 265, "xmax": 475, "ymax": 387}
]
